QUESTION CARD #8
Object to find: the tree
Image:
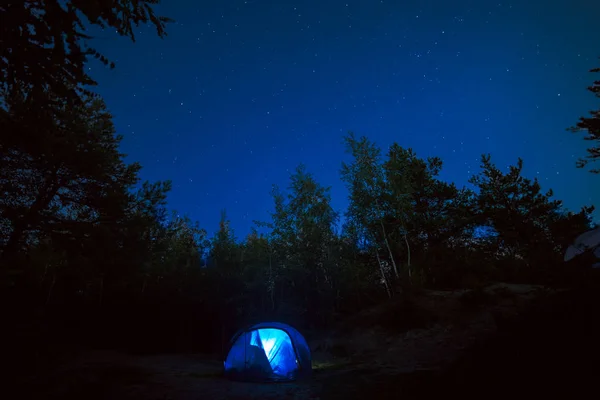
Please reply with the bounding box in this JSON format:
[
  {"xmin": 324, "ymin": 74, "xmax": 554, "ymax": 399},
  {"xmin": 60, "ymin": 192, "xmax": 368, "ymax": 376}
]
[
  {"xmin": 1, "ymin": 0, "xmax": 172, "ymax": 105},
  {"xmin": 469, "ymin": 154, "xmax": 595, "ymax": 279},
  {"xmin": 340, "ymin": 135, "xmax": 462, "ymax": 289},
  {"xmin": 469, "ymin": 155, "xmax": 555, "ymax": 262},
  {"xmin": 0, "ymin": 90, "xmax": 144, "ymax": 267},
  {"xmin": 266, "ymin": 165, "xmax": 339, "ymax": 326},
  {"xmin": 341, "ymin": 133, "xmax": 396, "ymax": 294},
  {"xmin": 144, "ymin": 211, "xmax": 207, "ymax": 295},
  {"xmin": 240, "ymin": 228, "xmax": 275, "ymax": 316},
  {"xmin": 78, "ymin": 179, "xmax": 172, "ymax": 308},
  {"xmin": 338, "ymin": 218, "xmax": 391, "ymax": 305},
  {"xmin": 383, "ymin": 145, "xmax": 478, "ymax": 286},
  {"xmin": 568, "ymin": 63, "xmax": 600, "ymax": 173},
  {"xmin": 209, "ymin": 210, "xmax": 240, "ymax": 271},
  {"xmin": 380, "ymin": 143, "xmax": 417, "ymax": 279}
]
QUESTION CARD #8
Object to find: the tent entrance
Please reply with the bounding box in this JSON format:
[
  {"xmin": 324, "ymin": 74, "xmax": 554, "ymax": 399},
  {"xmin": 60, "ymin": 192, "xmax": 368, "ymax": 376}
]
[
  {"xmin": 224, "ymin": 327, "xmax": 299, "ymax": 381},
  {"xmin": 250, "ymin": 328, "xmax": 297, "ymax": 378}
]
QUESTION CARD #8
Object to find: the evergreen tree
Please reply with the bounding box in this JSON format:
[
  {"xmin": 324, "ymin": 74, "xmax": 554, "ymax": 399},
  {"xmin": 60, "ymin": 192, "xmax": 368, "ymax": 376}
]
[
  {"xmin": 569, "ymin": 62, "xmax": 600, "ymax": 173},
  {"xmin": 469, "ymin": 154, "xmax": 595, "ymax": 280},
  {"xmin": 209, "ymin": 210, "xmax": 240, "ymax": 271}
]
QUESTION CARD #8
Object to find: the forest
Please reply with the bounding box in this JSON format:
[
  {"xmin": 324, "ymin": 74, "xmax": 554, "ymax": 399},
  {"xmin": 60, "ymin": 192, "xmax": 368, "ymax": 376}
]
[{"xmin": 2, "ymin": 2, "xmax": 600, "ymax": 398}]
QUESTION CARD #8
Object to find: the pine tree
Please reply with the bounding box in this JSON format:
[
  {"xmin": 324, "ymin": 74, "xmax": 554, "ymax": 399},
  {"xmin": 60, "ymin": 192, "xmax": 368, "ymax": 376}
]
[
  {"xmin": 569, "ymin": 63, "xmax": 600, "ymax": 173},
  {"xmin": 209, "ymin": 210, "xmax": 240, "ymax": 271},
  {"xmin": 469, "ymin": 154, "xmax": 595, "ymax": 275}
]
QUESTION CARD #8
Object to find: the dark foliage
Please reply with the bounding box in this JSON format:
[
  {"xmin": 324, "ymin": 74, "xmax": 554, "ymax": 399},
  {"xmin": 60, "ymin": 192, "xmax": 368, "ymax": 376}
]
[
  {"xmin": 569, "ymin": 62, "xmax": 600, "ymax": 173},
  {"xmin": 1, "ymin": 0, "xmax": 172, "ymax": 106},
  {"xmin": 2, "ymin": 122, "xmax": 594, "ymax": 362}
]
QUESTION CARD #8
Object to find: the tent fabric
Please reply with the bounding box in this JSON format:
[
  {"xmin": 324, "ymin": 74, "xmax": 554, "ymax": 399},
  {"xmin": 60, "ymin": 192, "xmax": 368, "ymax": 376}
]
[
  {"xmin": 564, "ymin": 227, "xmax": 600, "ymax": 262},
  {"xmin": 223, "ymin": 322, "xmax": 311, "ymax": 382}
]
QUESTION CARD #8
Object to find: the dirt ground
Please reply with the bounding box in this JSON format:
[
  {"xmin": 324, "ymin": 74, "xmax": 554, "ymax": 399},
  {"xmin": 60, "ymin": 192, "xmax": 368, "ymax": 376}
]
[
  {"xmin": 9, "ymin": 348, "xmax": 446, "ymax": 400},
  {"xmin": 9, "ymin": 283, "xmax": 598, "ymax": 400}
]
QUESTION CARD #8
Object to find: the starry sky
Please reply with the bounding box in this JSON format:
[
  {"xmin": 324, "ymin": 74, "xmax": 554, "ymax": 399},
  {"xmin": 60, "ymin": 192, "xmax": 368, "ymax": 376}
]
[{"xmin": 89, "ymin": 0, "xmax": 600, "ymax": 239}]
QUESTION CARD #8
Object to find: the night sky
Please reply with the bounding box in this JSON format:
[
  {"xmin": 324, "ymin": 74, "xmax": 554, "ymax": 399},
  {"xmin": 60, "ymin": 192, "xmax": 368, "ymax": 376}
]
[{"xmin": 89, "ymin": 0, "xmax": 600, "ymax": 238}]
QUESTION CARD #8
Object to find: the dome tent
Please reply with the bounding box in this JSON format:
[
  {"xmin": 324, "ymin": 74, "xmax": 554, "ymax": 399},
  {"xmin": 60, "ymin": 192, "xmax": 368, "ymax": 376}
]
[
  {"xmin": 564, "ymin": 226, "xmax": 600, "ymax": 268},
  {"xmin": 223, "ymin": 322, "xmax": 311, "ymax": 382}
]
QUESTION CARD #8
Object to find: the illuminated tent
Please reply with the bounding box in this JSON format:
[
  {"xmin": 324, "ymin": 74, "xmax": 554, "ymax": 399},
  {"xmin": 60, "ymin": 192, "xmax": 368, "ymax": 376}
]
[
  {"xmin": 223, "ymin": 322, "xmax": 311, "ymax": 382},
  {"xmin": 564, "ymin": 226, "xmax": 600, "ymax": 268}
]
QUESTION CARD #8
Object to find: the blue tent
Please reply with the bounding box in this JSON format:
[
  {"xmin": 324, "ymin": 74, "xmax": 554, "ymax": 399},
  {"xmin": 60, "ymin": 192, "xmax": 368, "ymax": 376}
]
[{"xmin": 223, "ymin": 322, "xmax": 312, "ymax": 382}]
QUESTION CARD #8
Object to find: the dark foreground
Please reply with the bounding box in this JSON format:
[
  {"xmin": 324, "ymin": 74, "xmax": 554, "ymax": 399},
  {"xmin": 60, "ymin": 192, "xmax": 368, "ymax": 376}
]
[{"xmin": 7, "ymin": 284, "xmax": 600, "ymax": 399}]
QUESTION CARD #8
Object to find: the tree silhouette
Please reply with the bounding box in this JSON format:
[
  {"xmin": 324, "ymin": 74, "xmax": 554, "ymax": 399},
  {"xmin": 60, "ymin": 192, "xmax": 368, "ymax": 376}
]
[
  {"xmin": 569, "ymin": 63, "xmax": 600, "ymax": 173},
  {"xmin": 0, "ymin": 0, "xmax": 172, "ymax": 105},
  {"xmin": 266, "ymin": 165, "xmax": 339, "ymax": 326},
  {"xmin": 1, "ymin": 81, "xmax": 596, "ymax": 360},
  {"xmin": 341, "ymin": 133, "xmax": 395, "ymax": 295},
  {"xmin": 341, "ymin": 133, "xmax": 482, "ymax": 290},
  {"xmin": 469, "ymin": 154, "xmax": 595, "ymax": 280},
  {"xmin": 0, "ymin": 91, "xmax": 141, "ymax": 263}
]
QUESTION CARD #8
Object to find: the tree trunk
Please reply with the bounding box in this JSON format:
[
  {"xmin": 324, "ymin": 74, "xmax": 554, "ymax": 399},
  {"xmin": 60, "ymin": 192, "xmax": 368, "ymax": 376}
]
[
  {"xmin": 375, "ymin": 247, "xmax": 392, "ymax": 299},
  {"xmin": 269, "ymin": 251, "xmax": 275, "ymax": 311},
  {"xmin": 380, "ymin": 220, "xmax": 399, "ymax": 278},
  {"xmin": 403, "ymin": 233, "xmax": 412, "ymax": 280}
]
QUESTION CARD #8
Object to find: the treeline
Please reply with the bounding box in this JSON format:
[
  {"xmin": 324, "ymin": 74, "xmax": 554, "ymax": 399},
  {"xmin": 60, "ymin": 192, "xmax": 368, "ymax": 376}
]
[
  {"xmin": 0, "ymin": 102, "xmax": 595, "ymax": 353},
  {"xmin": 1, "ymin": 1, "xmax": 598, "ymax": 358}
]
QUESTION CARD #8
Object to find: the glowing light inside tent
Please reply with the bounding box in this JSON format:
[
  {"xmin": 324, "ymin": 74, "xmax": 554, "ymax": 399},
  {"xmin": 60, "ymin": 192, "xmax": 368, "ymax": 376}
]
[
  {"xmin": 246, "ymin": 328, "xmax": 295, "ymax": 376},
  {"xmin": 261, "ymin": 337, "xmax": 277, "ymax": 359}
]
